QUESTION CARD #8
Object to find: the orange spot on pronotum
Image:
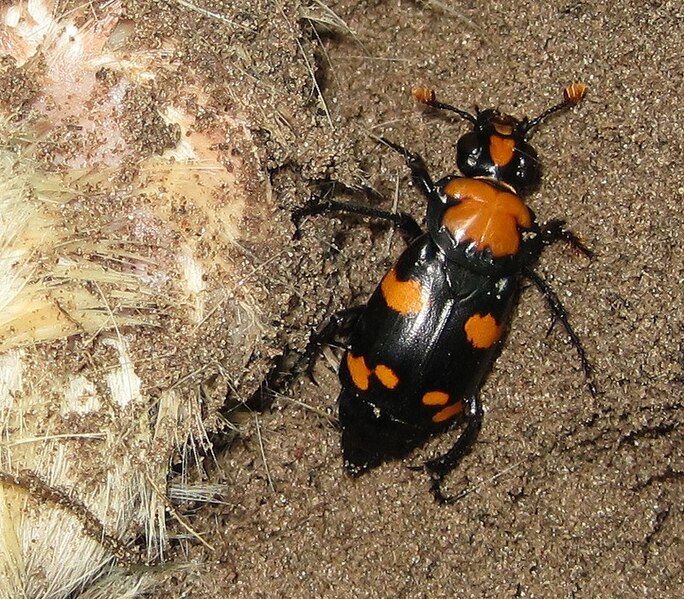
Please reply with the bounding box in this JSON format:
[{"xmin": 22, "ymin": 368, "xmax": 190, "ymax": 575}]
[
  {"xmin": 346, "ymin": 353, "xmax": 371, "ymax": 391},
  {"xmin": 422, "ymin": 391, "xmax": 450, "ymax": 406},
  {"xmin": 432, "ymin": 402, "xmax": 464, "ymax": 423},
  {"xmin": 489, "ymin": 135, "xmax": 516, "ymax": 167},
  {"xmin": 464, "ymin": 313, "xmax": 504, "ymax": 349},
  {"xmin": 564, "ymin": 83, "xmax": 588, "ymax": 105},
  {"xmin": 381, "ymin": 268, "xmax": 425, "ymax": 315},
  {"xmin": 374, "ymin": 364, "xmax": 399, "ymax": 389},
  {"xmin": 442, "ymin": 178, "xmax": 532, "ymax": 257}
]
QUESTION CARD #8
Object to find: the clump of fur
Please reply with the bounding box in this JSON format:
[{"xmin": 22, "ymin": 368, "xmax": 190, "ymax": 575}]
[{"xmin": 0, "ymin": 1, "xmax": 282, "ymax": 596}]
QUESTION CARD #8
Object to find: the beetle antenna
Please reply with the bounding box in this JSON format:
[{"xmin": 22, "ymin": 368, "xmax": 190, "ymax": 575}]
[
  {"xmin": 523, "ymin": 83, "xmax": 588, "ymax": 134},
  {"xmin": 413, "ymin": 87, "xmax": 478, "ymax": 125}
]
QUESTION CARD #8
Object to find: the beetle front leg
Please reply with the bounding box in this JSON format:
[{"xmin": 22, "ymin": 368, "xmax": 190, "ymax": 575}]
[
  {"xmin": 540, "ymin": 219, "xmax": 593, "ymax": 257},
  {"xmin": 424, "ymin": 395, "xmax": 484, "ymax": 504},
  {"xmin": 378, "ymin": 137, "xmax": 443, "ymax": 206}
]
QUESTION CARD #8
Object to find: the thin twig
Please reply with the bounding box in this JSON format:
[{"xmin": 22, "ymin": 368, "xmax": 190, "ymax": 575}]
[{"xmin": 254, "ymin": 414, "xmax": 276, "ymax": 495}]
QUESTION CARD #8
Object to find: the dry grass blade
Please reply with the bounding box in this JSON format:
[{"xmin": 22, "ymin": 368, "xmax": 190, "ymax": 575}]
[{"xmin": 173, "ymin": 0, "xmax": 251, "ymax": 29}]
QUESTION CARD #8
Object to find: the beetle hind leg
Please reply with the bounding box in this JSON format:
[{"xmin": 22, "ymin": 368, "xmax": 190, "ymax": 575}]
[
  {"xmin": 424, "ymin": 395, "xmax": 484, "ymax": 504},
  {"xmin": 301, "ymin": 306, "xmax": 365, "ymax": 384}
]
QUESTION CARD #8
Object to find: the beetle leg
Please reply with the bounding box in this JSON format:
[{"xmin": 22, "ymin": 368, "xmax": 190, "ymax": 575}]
[
  {"xmin": 424, "ymin": 395, "xmax": 483, "ymax": 504},
  {"xmin": 541, "ymin": 219, "xmax": 593, "ymax": 257},
  {"xmin": 301, "ymin": 306, "xmax": 365, "ymax": 384},
  {"xmin": 312, "ymin": 306, "xmax": 364, "ymax": 347},
  {"xmin": 524, "ymin": 267, "xmax": 598, "ymax": 398},
  {"xmin": 293, "ymin": 196, "xmax": 422, "ymax": 241},
  {"xmin": 378, "ymin": 137, "xmax": 444, "ymax": 207},
  {"xmin": 539, "ymin": 220, "xmax": 592, "ymax": 338},
  {"xmin": 247, "ymin": 306, "xmax": 365, "ymax": 413}
]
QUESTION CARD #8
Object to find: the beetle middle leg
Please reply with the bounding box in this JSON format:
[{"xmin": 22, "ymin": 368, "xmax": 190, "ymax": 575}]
[
  {"xmin": 524, "ymin": 266, "xmax": 597, "ymax": 398},
  {"xmin": 293, "ymin": 196, "xmax": 422, "ymax": 241},
  {"xmin": 293, "ymin": 190, "xmax": 423, "ymax": 379},
  {"xmin": 307, "ymin": 306, "xmax": 364, "ymax": 358},
  {"xmin": 423, "ymin": 395, "xmax": 484, "ymax": 504}
]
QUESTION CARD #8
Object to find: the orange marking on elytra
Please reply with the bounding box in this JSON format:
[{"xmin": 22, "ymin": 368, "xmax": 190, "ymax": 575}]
[
  {"xmin": 489, "ymin": 135, "xmax": 516, "ymax": 167},
  {"xmin": 381, "ymin": 268, "xmax": 425, "ymax": 315},
  {"xmin": 464, "ymin": 313, "xmax": 504, "ymax": 349},
  {"xmin": 422, "ymin": 391, "xmax": 450, "ymax": 406},
  {"xmin": 442, "ymin": 178, "xmax": 532, "ymax": 257},
  {"xmin": 346, "ymin": 353, "xmax": 371, "ymax": 391},
  {"xmin": 432, "ymin": 402, "xmax": 464, "ymax": 423},
  {"xmin": 374, "ymin": 364, "xmax": 399, "ymax": 389}
]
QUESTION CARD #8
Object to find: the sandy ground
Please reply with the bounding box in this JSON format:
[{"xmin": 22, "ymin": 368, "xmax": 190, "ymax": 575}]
[
  {"xmin": 152, "ymin": 1, "xmax": 683, "ymax": 598},
  {"xmin": 4, "ymin": 0, "xmax": 682, "ymax": 597}
]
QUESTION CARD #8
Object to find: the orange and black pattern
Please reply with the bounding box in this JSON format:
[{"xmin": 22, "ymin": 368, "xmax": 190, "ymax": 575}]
[{"xmin": 332, "ymin": 85, "xmax": 591, "ymax": 494}]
